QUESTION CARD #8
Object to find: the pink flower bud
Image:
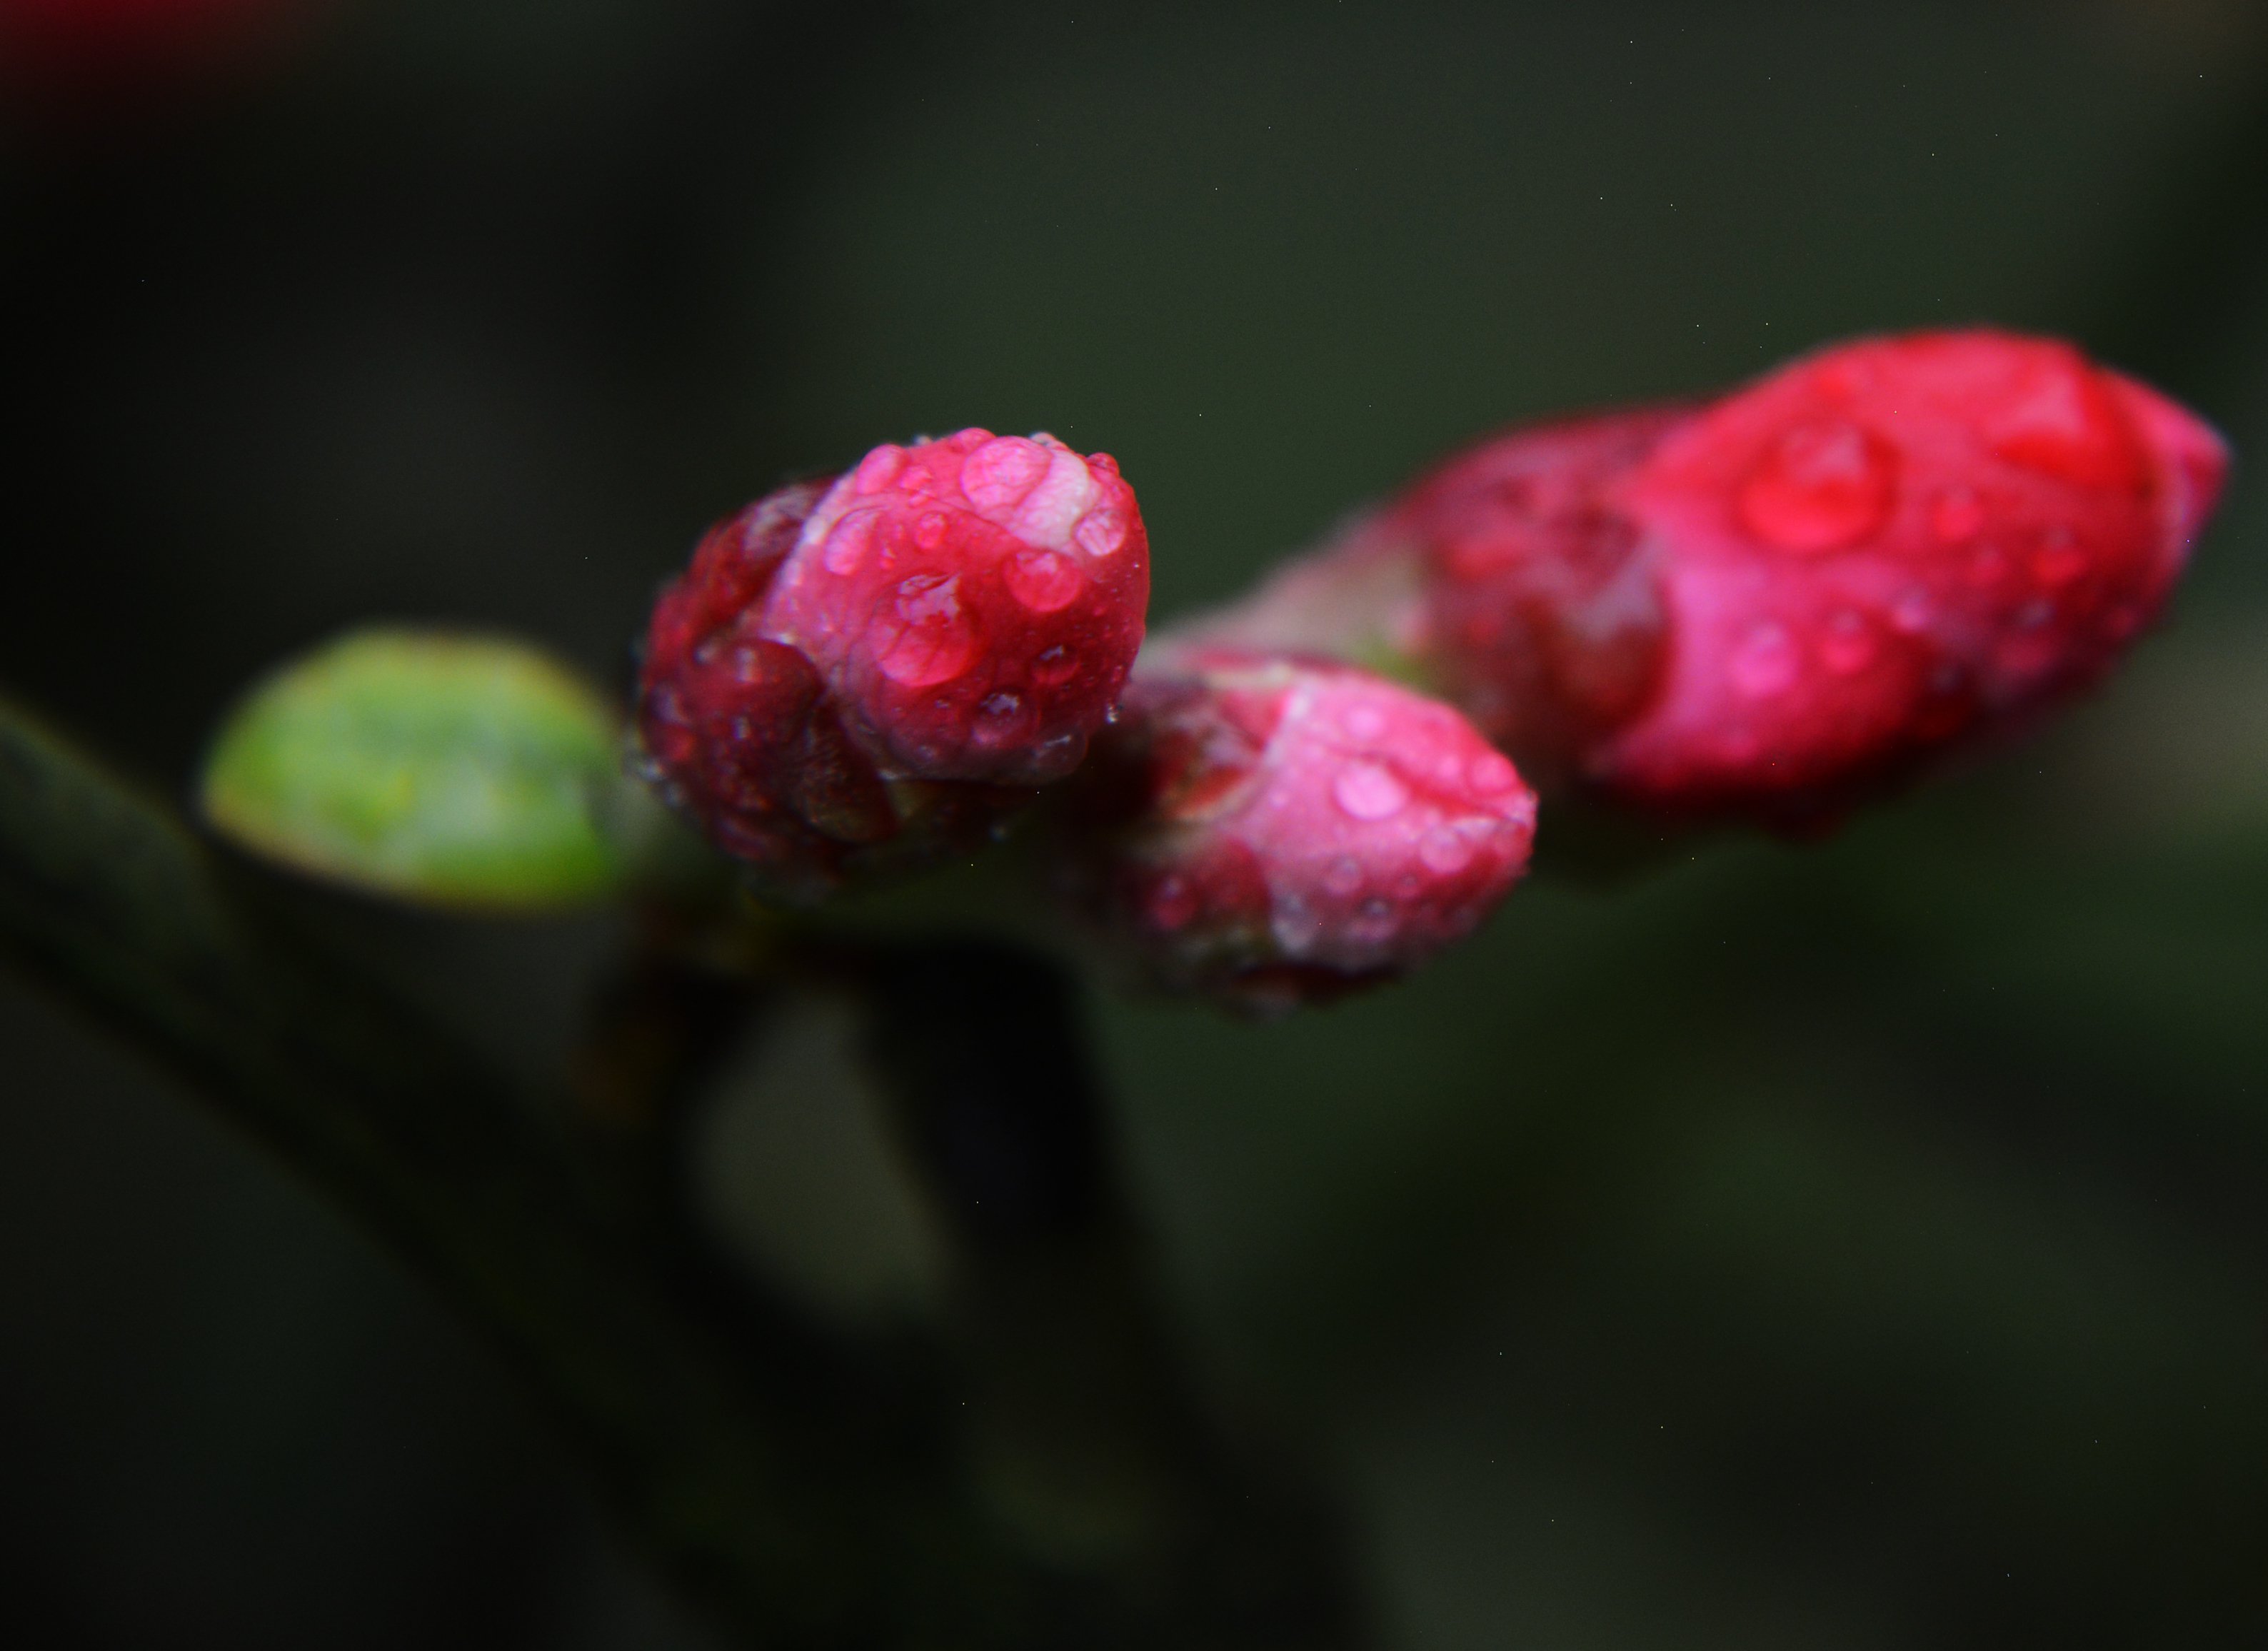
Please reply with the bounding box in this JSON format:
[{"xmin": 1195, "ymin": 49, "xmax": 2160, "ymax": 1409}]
[
  {"xmin": 636, "ymin": 481, "xmax": 897, "ymax": 898},
  {"xmin": 1377, "ymin": 405, "xmax": 1692, "ymax": 779},
  {"xmin": 1060, "ymin": 652, "xmax": 1537, "ymax": 1011},
  {"xmin": 1582, "ymin": 330, "xmax": 2227, "ymax": 818},
  {"xmin": 636, "ymin": 431, "xmax": 1149, "ymax": 896},
  {"xmin": 1314, "ymin": 328, "xmax": 2226, "ymax": 822},
  {"xmin": 760, "ymin": 430, "xmax": 1149, "ymax": 786}
]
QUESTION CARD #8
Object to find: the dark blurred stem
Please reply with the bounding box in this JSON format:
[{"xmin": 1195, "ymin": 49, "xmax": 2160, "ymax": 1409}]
[
  {"xmin": 0, "ymin": 695, "xmax": 1016, "ymax": 1647},
  {"xmin": 0, "ymin": 693, "xmax": 1366, "ymax": 1650},
  {"xmin": 856, "ymin": 943, "xmax": 1366, "ymax": 1650}
]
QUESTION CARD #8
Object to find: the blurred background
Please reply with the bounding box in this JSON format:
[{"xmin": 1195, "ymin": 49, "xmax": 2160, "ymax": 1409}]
[{"xmin": 4, "ymin": 1, "xmax": 2267, "ymax": 1645}]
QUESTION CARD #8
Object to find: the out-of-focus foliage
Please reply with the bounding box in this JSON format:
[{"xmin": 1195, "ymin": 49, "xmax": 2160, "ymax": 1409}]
[{"xmin": 3, "ymin": 2, "xmax": 2265, "ymax": 1649}]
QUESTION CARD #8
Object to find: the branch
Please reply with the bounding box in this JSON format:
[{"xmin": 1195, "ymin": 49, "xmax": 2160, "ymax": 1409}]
[
  {"xmin": 0, "ymin": 693, "xmax": 1368, "ymax": 1649},
  {"xmin": 0, "ymin": 694, "xmax": 1025, "ymax": 1647}
]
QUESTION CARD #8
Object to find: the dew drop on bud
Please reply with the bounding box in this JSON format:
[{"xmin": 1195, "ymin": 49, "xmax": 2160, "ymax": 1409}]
[
  {"xmin": 960, "ymin": 436, "xmax": 1049, "ymax": 513},
  {"xmin": 876, "ymin": 573, "xmax": 977, "ymax": 686},
  {"xmin": 1467, "ymin": 751, "xmax": 1520, "ymax": 796},
  {"xmin": 2030, "ymin": 528, "xmax": 2089, "ymax": 587},
  {"xmin": 1967, "ymin": 544, "xmax": 2009, "ymax": 587},
  {"xmin": 1342, "ymin": 703, "xmax": 1387, "ymax": 742},
  {"xmin": 1737, "ymin": 420, "xmax": 1898, "ymax": 553},
  {"xmin": 1005, "ymin": 546, "xmax": 1085, "ymax": 613},
  {"xmin": 1730, "ymin": 622, "xmax": 1800, "ymax": 698},
  {"xmin": 1930, "ymin": 487, "xmax": 1985, "ymax": 543},
  {"xmin": 913, "ymin": 511, "xmax": 948, "ymax": 551},
  {"xmin": 1074, "ymin": 506, "xmax": 1130, "ymax": 557},
  {"xmin": 1890, "ymin": 587, "xmax": 1934, "ymax": 633},
  {"xmin": 1817, "ymin": 609, "xmax": 1877, "ymax": 676},
  {"xmin": 971, "ymin": 688, "xmax": 1035, "ymax": 747},
  {"xmin": 822, "ymin": 511, "xmax": 878, "ymax": 576},
  {"xmin": 1323, "ymin": 855, "xmax": 1365, "ymax": 896},
  {"xmin": 1333, "ymin": 762, "xmax": 1411, "ymax": 821},
  {"xmin": 1420, "ymin": 826, "xmax": 1476, "ymax": 874},
  {"xmin": 1148, "ymin": 875, "xmax": 1197, "ymax": 931},
  {"xmin": 1987, "ymin": 363, "xmax": 2142, "ymax": 488},
  {"xmin": 853, "ymin": 444, "xmax": 905, "ymax": 495},
  {"xmin": 1031, "ymin": 643, "xmax": 1080, "ymax": 686}
]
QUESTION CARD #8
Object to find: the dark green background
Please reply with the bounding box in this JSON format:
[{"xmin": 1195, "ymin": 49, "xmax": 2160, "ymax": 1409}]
[{"xmin": 4, "ymin": 1, "xmax": 2265, "ymax": 1645}]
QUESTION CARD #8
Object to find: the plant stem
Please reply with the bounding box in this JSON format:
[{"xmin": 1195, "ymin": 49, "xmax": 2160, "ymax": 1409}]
[{"xmin": 0, "ymin": 693, "xmax": 1366, "ymax": 1650}]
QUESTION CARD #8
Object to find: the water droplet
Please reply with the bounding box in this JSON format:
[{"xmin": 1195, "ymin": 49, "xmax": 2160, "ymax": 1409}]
[
  {"xmin": 913, "ymin": 511, "xmax": 948, "ymax": 551},
  {"xmin": 1272, "ymin": 893, "xmax": 1324, "ymax": 953},
  {"xmin": 2030, "ymin": 529, "xmax": 2089, "ymax": 586},
  {"xmin": 1005, "ymin": 546, "xmax": 1085, "ymax": 613},
  {"xmin": 1074, "ymin": 505, "xmax": 1130, "ymax": 557},
  {"xmin": 1930, "ymin": 487, "xmax": 1985, "ymax": 543},
  {"xmin": 1322, "ymin": 856, "xmax": 1364, "ymax": 896},
  {"xmin": 1467, "ymin": 752, "xmax": 1520, "ymax": 796},
  {"xmin": 1030, "ymin": 644, "xmax": 1079, "ymax": 686},
  {"xmin": 1343, "ymin": 703, "xmax": 1387, "ymax": 742},
  {"xmin": 960, "ymin": 436, "xmax": 1049, "ymax": 513},
  {"xmin": 1993, "ymin": 635, "xmax": 2057, "ymax": 679},
  {"xmin": 1028, "ymin": 731, "xmax": 1082, "ymax": 772},
  {"xmin": 1987, "ymin": 361, "xmax": 2142, "ymax": 487},
  {"xmin": 1730, "ymin": 622, "xmax": 1800, "ymax": 698},
  {"xmin": 1148, "ymin": 875, "xmax": 1196, "ymax": 931},
  {"xmin": 822, "ymin": 511, "xmax": 878, "ymax": 576},
  {"xmin": 1817, "ymin": 609, "xmax": 1877, "ymax": 676},
  {"xmin": 1010, "ymin": 446, "xmax": 1099, "ymax": 544},
  {"xmin": 1890, "ymin": 587, "xmax": 1934, "ymax": 633},
  {"xmin": 1333, "ymin": 763, "xmax": 1411, "ymax": 821},
  {"xmin": 731, "ymin": 646, "xmax": 763, "ymax": 683},
  {"xmin": 1350, "ymin": 897, "xmax": 1398, "ymax": 944},
  {"xmin": 1737, "ymin": 421, "xmax": 1897, "ymax": 553},
  {"xmin": 876, "ymin": 574, "xmax": 975, "ymax": 686},
  {"xmin": 853, "ymin": 444, "xmax": 905, "ymax": 495},
  {"xmin": 971, "ymin": 689, "xmax": 1033, "ymax": 747},
  {"xmin": 1420, "ymin": 826, "xmax": 1475, "ymax": 874}
]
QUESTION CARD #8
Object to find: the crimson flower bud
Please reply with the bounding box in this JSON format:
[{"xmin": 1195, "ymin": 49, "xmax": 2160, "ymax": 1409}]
[
  {"xmin": 1059, "ymin": 651, "xmax": 1537, "ymax": 1012},
  {"xmin": 1258, "ymin": 328, "xmax": 2226, "ymax": 821},
  {"xmin": 636, "ymin": 431, "xmax": 1147, "ymax": 898},
  {"xmin": 761, "ymin": 430, "xmax": 1148, "ymax": 786},
  {"xmin": 1576, "ymin": 330, "xmax": 2227, "ymax": 818}
]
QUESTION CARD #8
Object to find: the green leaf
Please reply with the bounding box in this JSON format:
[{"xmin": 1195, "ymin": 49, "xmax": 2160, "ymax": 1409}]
[{"xmin": 200, "ymin": 628, "xmax": 632, "ymax": 911}]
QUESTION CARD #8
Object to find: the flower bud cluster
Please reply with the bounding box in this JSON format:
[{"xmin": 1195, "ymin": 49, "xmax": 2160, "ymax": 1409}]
[
  {"xmin": 636, "ymin": 430, "xmax": 1147, "ymax": 900},
  {"xmin": 631, "ymin": 330, "xmax": 2227, "ymax": 1006},
  {"xmin": 1056, "ymin": 651, "xmax": 1537, "ymax": 1013},
  {"xmin": 1190, "ymin": 329, "xmax": 2228, "ymax": 825}
]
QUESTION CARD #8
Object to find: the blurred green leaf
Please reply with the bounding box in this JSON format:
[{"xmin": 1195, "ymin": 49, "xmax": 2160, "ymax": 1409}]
[{"xmin": 200, "ymin": 628, "xmax": 630, "ymax": 910}]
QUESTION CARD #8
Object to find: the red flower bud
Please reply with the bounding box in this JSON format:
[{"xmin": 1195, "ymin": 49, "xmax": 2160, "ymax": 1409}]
[
  {"xmin": 1060, "ymin": 652, "xmax": 1537, "ymax": 1011},
  {"xmin": 1378, "ymin": 405, "xmax": 1692, "ymax": 779},
  {"xmin": 1358, "ymin": 328, "xmax": 2226, "ymax": 820},
  {"xmin": 636, "ymin": 432, "xmax": 1149, "ymax": 898},
  {"xmin": 761, "ymin": 430, "xmax": 1148, "ymax": 786}
]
